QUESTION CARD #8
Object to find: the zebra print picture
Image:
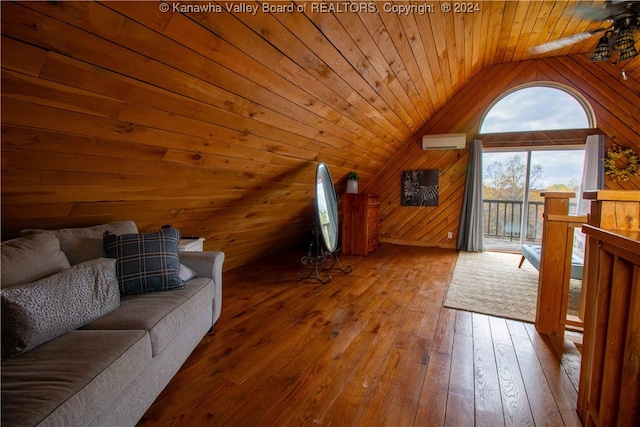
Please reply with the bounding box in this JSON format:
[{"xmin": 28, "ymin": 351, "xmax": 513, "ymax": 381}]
[{"xmin": 401, "ymin": 170, "xmax": 439, "ymax": 206}]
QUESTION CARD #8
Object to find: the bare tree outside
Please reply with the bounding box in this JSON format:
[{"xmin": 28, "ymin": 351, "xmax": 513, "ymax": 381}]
[
  {"xmin": 484, "ymin": 154, "xmax": 545, "ymax": 201},
  {"xmin": 483, "ymin": 153, "xmax": 582, "ymax": 245}
]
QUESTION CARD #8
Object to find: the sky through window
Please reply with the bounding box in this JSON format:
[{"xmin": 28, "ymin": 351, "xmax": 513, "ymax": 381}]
[{"xmin": 480, "ymin": 86, "xmax": 591, "ymax": 133}]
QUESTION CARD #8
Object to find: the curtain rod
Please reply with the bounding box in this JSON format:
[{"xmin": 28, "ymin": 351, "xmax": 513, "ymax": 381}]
[{"xmin": 482, "ymin": 138, "xmax": 587, "ymax": 144}]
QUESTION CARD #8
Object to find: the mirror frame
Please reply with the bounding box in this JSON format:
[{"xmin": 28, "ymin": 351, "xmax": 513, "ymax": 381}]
[{"xmin": 315, "ymin": 162, "xmax": 339, "ymax": 253}]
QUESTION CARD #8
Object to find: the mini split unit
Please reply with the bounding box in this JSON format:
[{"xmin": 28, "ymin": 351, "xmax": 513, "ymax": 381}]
[{"xmin": 421, "ymin": 133, "xmax": 466, "ymax": 150}]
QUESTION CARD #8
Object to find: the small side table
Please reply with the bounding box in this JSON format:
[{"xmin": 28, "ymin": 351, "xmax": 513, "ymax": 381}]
[{"xmin": 178, "ymin": 237, "xmax": 205, "ymax": 252}]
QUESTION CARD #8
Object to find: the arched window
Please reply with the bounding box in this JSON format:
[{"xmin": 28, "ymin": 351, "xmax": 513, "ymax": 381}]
[
  {"xmin": 480, "ymin": 84, "xmax": 595, "ymax": 133},
  {"xmin": 478, "ymin": 84, "xmax": 596, "ymax": 251}
]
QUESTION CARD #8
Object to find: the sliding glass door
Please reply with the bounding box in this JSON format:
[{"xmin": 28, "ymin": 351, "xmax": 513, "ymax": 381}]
[
  {"xmin": 483, "ymin": 151, "xmax": 527, "ymax": 251},
  {"xmin": 483, "ymin": 147, "xmax": 585, "ymax": 251}
]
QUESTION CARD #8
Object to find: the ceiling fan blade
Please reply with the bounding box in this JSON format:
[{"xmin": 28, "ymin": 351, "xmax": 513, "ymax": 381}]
[
  {"xmin": 531, "ymin": 29, "xmax": 605, "ymax": 54},
  {"xmin": 571, "ymin": 1, "xmax": 630, "ymax": 21}
]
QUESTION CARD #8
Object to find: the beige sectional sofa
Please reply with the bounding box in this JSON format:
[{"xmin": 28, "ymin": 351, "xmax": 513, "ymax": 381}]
[{"xmin": 1, "ymin": 221, "xmax": 224, "ymax": 427}]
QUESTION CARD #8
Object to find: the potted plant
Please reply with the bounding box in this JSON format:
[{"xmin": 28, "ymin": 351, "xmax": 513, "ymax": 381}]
[{"xmin": 347, "ymin": 171, "xmax": 359, "ymax": 194}]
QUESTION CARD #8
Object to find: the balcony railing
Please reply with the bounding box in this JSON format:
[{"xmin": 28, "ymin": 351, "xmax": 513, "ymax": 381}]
[{"xmin": 483, "ymin": 199, "xmax": 544, "ymax": 243}]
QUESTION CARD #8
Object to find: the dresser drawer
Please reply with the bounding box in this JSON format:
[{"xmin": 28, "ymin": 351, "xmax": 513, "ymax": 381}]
[
  {"xmin": 342, "ymin": 193, "xmax": 380, "ymax": 256},
  {"xmin": 367, "ymin": 235, "xmax": 379, "ymax": 252}
]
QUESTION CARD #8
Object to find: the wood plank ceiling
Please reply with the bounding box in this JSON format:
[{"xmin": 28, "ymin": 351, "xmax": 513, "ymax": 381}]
[{"xmin": 2, "ymin": 1, "xmax": 639, "ymax": 269}]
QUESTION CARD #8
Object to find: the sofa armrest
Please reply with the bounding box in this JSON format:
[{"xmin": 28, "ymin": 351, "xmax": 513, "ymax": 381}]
[
  {"xmin": 179, "ymin": 251, "xmax": 224, "ymax": 282},
  {"xmin": 179, "ymin": 251, "xmax": 225, "ymax": 324}
]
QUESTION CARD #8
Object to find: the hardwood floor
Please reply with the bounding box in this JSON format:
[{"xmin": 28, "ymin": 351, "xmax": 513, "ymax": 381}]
[{"xmin": 139, "ymin": 244, "xmax": 582, "ymax": 426}]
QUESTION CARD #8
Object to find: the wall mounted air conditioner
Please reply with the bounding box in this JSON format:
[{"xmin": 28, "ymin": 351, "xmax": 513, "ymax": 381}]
[{"xmin": 421, "ymin": 133, "xmax": 466, "ymax": 150}]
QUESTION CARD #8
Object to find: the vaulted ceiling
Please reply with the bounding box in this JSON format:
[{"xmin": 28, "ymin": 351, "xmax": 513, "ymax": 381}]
[{"xmin": 2, "ymin": 1, "xmax": 639, "ymax": 269}]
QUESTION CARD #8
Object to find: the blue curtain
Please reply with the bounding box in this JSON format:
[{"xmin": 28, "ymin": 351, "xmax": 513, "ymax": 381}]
[{"xmin": 457, "ymin": 140, "xmax": 484, "ymax": 252}]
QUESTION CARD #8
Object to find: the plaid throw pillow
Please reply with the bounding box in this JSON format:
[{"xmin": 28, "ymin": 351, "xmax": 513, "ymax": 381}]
[{"xmin": 103, "ymin": 228, "xmax": 183, "ymax": 295}]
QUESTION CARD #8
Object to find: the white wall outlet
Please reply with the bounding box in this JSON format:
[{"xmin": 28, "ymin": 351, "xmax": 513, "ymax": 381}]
[{"xmin": 447, "ymin": 232, "xmax": 453, "ymax": 239}]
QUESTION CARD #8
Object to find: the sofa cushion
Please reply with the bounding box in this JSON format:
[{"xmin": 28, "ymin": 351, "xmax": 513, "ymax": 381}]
[
  {"xmin": 520, "ymin": 243, "xmax": 584, "ymax": 280},
  {"xmin": 1, "ymin": 329, "xmax": 150, "ymax": 427},
  {"xmin": 82, "ymin": 277, "xmax": 213, "ymax": 356},
  {"xmin": 21, "ymin": 221, "xmax": 138, "ymax": 266},
  {"xmin": 1, "ymin": 233, "xmax": 71, "ymax": 289},
  {"xmin": 1, "ymin": 258, "xmax": 120, "ymax": 359},
  {"xmin": 104, "ymin": 228, "xmax": 183, "ymax": 295}
]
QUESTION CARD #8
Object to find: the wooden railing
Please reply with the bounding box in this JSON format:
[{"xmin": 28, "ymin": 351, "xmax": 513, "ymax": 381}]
[
  {"xmin": 578, "ymin": 226, "xmax": 640, "ymax": 426},
  {"xmin": 534, "ymin": 192, "xmax": 587, "ymax": 336},
  {"xmin": 577, "ymin": 190, "xmax": 640, "ymax": 427}
]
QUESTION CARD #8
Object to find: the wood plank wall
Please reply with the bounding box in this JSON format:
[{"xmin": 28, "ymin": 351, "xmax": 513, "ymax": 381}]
[
  {"xmin": 364, "ymin": 57, "xmax": 640, "ymax": 248},
  {"xmin": 1, "ymin": 1, "xmax": 406, "ymax": 269},
  {"xmin": 1, "ymin": 2, "xmax": 639, "ymax": 270}
]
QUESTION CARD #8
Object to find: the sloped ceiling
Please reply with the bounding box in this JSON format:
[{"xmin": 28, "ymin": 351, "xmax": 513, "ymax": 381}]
[{"xmin": 2, "ymin": 1, "xmax": 639, "ymax": 269}]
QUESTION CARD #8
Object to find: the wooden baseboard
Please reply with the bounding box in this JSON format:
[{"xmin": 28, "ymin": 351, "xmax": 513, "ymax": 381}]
[{"xmin": 379, "ymin": 238, "xmax": 457, "ymax": 250}]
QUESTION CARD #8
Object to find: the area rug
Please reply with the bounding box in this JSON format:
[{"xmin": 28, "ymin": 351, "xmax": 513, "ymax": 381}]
[{"xmin": 444, "ymin": 251, "xmax": 581, "ymax": 323}]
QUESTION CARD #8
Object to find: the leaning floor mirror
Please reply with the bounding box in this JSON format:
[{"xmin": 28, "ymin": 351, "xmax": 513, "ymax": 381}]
[{"xmin": 298, "ymin": 162, "xmax": 353, "ymax": 284}]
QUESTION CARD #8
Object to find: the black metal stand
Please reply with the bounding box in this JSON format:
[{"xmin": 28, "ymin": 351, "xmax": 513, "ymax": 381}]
[{"xmin": 297, "ymin": 228, "xmax": 353, "ymax": 284}]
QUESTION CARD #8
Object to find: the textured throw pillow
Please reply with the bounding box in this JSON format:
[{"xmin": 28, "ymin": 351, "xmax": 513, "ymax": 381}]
[
  {"xmin": 1, "ymin": 234, "xmax": 71, "ymax": 289},
  {"xmin": 1, "ymin": 258, "xmax": 120, "ymax": 359},
  {"xmin": 21, "ymin": 221, "xmax": 139, "ymax": 266},
  {"xmin": 103, "ymin": 228, "xmax": 183, "ymax": 295}
]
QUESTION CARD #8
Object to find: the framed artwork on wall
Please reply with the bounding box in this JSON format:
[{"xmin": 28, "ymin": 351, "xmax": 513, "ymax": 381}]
[{"xmin": 401, "ymin": 170, "xmax": 439, "ymax": 206}]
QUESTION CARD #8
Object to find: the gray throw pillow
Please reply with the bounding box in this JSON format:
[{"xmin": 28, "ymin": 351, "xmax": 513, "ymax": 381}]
[
  {"xmin": 1, "ymin": 234, "xmax": 71, "ymax": 289},
  {"xmin": 103, "ymin": 228, "xmax": 183, "ymax": 295},
  {"xmin": 1, "ymin": 258, "xmax": 120, "ymax": 359},
  {"xmin": 21, "ymin": 221, "xmax": 138, "ymax": 266}
]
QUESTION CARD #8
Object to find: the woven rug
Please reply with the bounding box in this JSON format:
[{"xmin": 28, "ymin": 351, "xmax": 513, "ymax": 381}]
[{"xmin": 444, "ymin": 251, "xmax": 582, "ymax": 323}]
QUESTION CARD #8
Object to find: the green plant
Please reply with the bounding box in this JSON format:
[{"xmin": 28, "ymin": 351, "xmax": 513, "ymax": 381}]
[{"xmin": 347, "ymin": 171, "xmax": 360, "ymax": 181}]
